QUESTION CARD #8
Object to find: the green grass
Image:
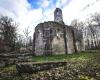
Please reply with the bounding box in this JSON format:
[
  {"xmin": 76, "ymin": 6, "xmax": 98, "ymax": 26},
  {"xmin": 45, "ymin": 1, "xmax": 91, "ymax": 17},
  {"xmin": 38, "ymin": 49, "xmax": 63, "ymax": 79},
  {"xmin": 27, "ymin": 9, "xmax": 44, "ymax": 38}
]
[
  {"xmin": 29, "ymin": 51, "xmax": 100, "ymax": 80},
  {"xmin": 32, "ymin": 51, "xmax": 100, "ymax": 62},
  {"xmin": 0, "ymin": 50, "xmax": 100, "ymax": 80}
]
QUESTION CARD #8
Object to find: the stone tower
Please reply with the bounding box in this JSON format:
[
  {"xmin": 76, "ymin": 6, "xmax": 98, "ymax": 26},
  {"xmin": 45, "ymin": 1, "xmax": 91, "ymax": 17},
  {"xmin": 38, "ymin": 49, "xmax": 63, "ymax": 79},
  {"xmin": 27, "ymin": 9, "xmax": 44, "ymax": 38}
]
[{"xmin": 54, "ymin": 8, "xmax": 63, "ymax": 24}]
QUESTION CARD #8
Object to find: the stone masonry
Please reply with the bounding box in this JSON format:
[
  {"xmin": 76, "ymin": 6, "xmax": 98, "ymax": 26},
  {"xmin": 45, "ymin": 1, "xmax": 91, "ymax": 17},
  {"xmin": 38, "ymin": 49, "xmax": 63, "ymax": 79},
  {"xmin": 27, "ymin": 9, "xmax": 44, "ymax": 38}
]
[{"xmin": 33, "ymin": 8, "xmax": 83, "ymax": 56}]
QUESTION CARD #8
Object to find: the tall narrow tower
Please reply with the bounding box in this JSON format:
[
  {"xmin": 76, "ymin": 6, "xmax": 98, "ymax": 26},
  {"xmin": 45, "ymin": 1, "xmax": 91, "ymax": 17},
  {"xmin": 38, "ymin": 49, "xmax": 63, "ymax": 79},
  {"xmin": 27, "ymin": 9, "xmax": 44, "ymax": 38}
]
[{"xmin": 54, "ymin": 8, "xmax": 64, "ymax": 24}]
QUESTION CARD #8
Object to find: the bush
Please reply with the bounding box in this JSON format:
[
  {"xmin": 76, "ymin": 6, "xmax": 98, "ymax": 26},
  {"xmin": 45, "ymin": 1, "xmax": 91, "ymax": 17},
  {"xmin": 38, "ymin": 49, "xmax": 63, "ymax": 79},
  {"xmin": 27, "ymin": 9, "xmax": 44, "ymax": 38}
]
[{"xmin": 0, "ymin": 49, "xmax": 7, "ymax": 53}]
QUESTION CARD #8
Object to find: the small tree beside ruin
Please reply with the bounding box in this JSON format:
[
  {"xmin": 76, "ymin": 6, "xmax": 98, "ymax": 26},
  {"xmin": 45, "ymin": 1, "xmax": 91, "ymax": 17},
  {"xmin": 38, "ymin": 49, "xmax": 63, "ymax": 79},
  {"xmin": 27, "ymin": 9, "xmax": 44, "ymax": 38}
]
[{"xmin": 0, "ymin": 16, "xmax": 18, "ymax": 52}]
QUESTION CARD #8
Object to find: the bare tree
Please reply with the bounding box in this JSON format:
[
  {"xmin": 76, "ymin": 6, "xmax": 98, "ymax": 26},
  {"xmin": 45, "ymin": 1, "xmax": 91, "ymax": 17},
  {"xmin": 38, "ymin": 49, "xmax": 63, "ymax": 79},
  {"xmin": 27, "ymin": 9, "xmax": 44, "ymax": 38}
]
[
  {"xmin": 92, "ymin": 12, "xmax": 100, "ymax": 28},
  {"xmin": 87, "ymin": 13, "xmax": 100, "ymax": 49},
  {"xmin": 23, "ymin": 26, "xmax": 31, "ymax": 48},
  {"xmin": 15, "ymin": 34, "xmax": 24, "ymax": 51},
  {"xmin": 85, "ymin": 13, "xmax": 100, "ymax": 49},
  {"xmin": 71, "ymin": 19, "xmax": 84, "ymax": 31},
  {"xmin": 0, "ymin": 16, "xmax": 18, "ymax": 51},
  {"xmin": 71, "ymin": 19, "xmax": 78, "ymax": 29}
]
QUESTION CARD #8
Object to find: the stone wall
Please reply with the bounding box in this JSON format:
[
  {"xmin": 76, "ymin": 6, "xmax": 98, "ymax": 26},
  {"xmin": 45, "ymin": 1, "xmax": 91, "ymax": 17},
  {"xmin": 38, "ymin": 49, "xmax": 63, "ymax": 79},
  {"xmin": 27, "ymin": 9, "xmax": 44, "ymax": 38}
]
[
  {"xmin": 33, "ymin": 21, "xmax": 81, "ymax": 55},
  {"xmin": 65, "ymin": 26, "xmax": 75, "ymax": 54},
  {"xmin": 0, "ymin": 52, "xmax": 32, "ymax": 68},
  {"xmin": 16, "ymin": 61, "xmax": 67, "ymax": 74}
]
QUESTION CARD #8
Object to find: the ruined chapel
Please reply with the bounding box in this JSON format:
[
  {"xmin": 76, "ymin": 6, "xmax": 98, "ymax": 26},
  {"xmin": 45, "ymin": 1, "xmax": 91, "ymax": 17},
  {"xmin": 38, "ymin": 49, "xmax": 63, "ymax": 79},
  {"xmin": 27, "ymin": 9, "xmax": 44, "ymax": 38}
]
[{"xmin": 33, "ymin": 8, "xmax": 83, "ymax": 56}]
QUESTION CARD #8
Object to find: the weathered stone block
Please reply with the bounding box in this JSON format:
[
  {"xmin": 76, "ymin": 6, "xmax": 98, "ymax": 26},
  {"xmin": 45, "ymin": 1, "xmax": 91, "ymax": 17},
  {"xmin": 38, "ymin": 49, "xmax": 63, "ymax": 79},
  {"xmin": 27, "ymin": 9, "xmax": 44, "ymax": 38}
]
[{"xmin": 16, "ymin": 61, "xmax": 67, "ymax": 74}]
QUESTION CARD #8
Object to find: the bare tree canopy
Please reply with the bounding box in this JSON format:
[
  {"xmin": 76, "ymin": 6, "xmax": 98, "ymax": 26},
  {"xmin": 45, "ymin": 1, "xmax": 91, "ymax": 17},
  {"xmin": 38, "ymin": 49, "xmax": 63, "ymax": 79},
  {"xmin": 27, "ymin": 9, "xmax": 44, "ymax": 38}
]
[
  {"xmin": 91, "ymin": 13, "xmax": 100, "ymax": 28},
  {"xmin": 23, "ymin": 26, "xmax": 31, "ymax": 48},
  {"xmin": 71, "ymin": 19, "xmax": 84, "ymax": 30},
  {"xmin": 0, "ymin": 16, "xmax": 18, "ymax": 51},
  {"xmin": 70, "ymin": 13, "xmax": 100, "ymax": 50}
]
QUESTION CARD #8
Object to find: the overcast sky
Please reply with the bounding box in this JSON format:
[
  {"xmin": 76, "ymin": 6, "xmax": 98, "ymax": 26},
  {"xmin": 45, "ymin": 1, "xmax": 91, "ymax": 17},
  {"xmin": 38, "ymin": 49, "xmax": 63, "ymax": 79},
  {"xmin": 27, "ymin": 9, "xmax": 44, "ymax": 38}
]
[{"xmin": 0, "ymin": 0, "xmax": 100, "ymax": 36}]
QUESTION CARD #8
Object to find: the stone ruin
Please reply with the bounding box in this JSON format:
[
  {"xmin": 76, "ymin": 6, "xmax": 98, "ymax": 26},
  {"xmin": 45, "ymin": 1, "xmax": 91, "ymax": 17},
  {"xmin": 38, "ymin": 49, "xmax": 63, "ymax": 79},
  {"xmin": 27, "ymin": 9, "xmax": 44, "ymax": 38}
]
[{"xmin": 33, "ymin": 8, "xmax": 83, "ymax": 56}]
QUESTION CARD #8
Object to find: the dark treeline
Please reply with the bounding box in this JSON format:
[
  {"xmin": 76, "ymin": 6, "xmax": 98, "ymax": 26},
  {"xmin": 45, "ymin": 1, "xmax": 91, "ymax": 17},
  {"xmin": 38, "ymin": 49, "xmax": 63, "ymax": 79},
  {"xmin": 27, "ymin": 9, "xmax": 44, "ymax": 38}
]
[
  {"xmin": 0, "ymin": 16, "xmax": 32, "ymax": 53},
  {"xmin": 0, "ymin": 16, "xmax": 17, "ymax": 52}
]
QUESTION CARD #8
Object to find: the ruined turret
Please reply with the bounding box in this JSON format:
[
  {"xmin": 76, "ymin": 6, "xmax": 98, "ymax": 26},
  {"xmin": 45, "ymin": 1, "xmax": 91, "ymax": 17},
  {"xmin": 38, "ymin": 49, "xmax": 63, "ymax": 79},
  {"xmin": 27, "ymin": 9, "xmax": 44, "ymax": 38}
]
[{"xmin": 54, "ymin": 8, "xmax": 64, "ymax": 24}]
